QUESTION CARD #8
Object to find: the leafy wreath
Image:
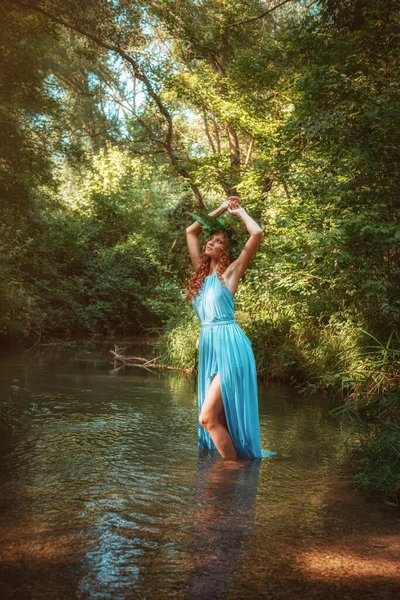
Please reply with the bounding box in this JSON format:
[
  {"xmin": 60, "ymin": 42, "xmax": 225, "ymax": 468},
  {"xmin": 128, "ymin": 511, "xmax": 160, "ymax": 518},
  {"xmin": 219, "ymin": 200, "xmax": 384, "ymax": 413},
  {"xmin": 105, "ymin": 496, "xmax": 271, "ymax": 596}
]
[{"xmin": 187, "ymin": 211, "xmax": 248, "ymax": 259}]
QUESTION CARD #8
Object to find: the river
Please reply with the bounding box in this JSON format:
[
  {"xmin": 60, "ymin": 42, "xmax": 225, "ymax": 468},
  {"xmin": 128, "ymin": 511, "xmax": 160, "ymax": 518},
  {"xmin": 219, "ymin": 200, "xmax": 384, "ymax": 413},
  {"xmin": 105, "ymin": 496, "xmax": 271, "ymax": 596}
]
[{"xmin": 0, "ymin": 344, "xmax": 399, "ymax": 599}]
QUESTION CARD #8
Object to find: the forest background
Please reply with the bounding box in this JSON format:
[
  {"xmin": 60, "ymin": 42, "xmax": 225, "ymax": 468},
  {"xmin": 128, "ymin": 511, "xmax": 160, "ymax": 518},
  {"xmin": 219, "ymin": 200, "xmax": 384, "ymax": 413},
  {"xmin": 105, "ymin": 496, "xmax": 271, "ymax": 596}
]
[{"xmin": 1, "ymin": 0, "xmax": 399, "ymax": 501}]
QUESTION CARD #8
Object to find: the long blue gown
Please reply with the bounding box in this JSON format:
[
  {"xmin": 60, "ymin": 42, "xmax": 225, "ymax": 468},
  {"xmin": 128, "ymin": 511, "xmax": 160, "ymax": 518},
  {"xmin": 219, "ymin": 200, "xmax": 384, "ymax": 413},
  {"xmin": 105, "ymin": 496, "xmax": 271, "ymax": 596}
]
[{"xmin": 192, "ymin": 272, "xmax": 277, "ymax": 459}]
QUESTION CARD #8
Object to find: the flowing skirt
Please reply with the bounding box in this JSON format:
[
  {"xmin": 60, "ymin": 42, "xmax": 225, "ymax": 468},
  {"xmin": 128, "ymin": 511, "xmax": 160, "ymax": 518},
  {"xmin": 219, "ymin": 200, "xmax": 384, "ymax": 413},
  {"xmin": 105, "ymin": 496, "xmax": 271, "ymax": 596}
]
[{"xmin": 197, "ymin": 321, "xmax": 277, "ymax": 459}]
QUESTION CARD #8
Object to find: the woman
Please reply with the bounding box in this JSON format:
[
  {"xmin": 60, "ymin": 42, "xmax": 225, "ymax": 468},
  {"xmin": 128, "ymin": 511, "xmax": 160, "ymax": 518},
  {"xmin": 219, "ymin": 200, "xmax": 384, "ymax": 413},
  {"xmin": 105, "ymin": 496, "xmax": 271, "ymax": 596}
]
[{"xmin": 185, "ymin": 196, "xmax": 277, "ymax": 460}]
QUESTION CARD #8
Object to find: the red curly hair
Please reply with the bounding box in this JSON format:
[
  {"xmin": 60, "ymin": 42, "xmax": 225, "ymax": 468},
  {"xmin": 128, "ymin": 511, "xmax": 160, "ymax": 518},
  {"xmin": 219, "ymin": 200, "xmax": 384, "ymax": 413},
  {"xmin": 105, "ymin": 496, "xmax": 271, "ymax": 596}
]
[{"xmin": 185, "ymin": 230, "xmax": 234, "ymax": 302}]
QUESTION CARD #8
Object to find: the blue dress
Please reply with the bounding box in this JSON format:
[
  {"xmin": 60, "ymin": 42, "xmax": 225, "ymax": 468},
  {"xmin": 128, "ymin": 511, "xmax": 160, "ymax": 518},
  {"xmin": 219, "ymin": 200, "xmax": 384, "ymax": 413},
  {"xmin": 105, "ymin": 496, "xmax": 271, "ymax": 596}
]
[{"xmin": 192, "ymin": 272, "xmax": 277, "ymax": 459}]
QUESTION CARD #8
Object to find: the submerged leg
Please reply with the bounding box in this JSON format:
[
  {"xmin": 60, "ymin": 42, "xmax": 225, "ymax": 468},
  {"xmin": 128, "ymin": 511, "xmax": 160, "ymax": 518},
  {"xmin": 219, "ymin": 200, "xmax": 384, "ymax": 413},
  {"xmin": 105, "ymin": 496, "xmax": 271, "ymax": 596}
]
[{"xmin": 199, "ymin": 373, "xmax": 238, "ymax": 460}]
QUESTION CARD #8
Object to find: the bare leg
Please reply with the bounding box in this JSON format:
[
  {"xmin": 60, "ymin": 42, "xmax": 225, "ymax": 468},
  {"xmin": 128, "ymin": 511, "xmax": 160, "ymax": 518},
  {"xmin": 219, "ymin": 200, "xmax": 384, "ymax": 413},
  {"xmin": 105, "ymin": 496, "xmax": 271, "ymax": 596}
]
[
  {"xmin": 219, "ymin": 408, "xmax": 228, "ymax": 430},
  {"xmin": 199, "ymin": 373, "xmax": 238, "ymax": 460}
]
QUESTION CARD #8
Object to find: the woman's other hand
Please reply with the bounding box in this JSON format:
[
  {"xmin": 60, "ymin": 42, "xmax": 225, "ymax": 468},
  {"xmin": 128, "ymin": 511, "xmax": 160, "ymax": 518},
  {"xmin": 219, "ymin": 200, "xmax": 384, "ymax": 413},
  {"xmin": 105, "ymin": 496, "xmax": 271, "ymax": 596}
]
[
  {"xmin": 219, "ymin": 200, "xmax": 230, "ymax": 212},
  {"xmin": 227, "ymin": 196, "xmax": 245, "ymax": 216}
]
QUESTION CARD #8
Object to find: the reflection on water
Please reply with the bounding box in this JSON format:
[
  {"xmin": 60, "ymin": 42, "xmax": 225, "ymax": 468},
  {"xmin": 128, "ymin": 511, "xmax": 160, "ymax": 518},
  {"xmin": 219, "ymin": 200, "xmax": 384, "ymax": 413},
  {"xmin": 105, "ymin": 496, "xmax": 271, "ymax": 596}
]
[
  {"xmin": 185, "ymin": 455, "xmax": 262, "ymax": 600},
  {"xmin": 0, "ymin": 345, "xmax": 399, "ymax": 600}
]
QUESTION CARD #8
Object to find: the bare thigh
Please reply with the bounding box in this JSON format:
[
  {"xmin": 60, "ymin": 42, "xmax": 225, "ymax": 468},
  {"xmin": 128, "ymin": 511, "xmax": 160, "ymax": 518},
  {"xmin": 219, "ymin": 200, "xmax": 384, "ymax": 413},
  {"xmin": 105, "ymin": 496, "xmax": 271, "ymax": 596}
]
[{"xmin": 199, "ymin": 372, "xmax": 225, "ymax": 425}]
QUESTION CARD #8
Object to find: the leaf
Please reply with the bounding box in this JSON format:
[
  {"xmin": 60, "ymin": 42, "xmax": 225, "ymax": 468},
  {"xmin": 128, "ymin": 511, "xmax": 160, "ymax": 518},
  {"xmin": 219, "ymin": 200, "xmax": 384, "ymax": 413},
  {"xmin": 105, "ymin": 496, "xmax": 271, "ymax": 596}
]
[{"xmin": 187, "ymin": 212, "xmax": 231, "ymax": 237}]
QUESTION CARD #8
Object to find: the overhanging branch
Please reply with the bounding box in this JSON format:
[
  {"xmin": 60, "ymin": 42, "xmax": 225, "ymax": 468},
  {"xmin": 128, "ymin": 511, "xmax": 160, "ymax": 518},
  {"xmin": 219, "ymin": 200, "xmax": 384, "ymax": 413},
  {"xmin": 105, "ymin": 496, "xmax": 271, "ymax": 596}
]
[
  {"xmin": 9, "ymin": 0, "xmax": 206, "ymax": 207},
  {"xmin": 226, "ymin": 0, "xmax": 297, "ymax": 28}
]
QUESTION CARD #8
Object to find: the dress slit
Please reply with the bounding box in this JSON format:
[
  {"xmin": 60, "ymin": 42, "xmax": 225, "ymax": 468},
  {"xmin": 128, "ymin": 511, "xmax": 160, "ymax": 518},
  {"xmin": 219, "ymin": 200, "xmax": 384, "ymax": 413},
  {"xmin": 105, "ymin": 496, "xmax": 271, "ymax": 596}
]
[
  {"xmin": 212, "ymin": 371, "xmax": 236, "ymax": 446},
  {"xmin": 192, "ymin": 272, "xmax": 277, "ymax": 459}
]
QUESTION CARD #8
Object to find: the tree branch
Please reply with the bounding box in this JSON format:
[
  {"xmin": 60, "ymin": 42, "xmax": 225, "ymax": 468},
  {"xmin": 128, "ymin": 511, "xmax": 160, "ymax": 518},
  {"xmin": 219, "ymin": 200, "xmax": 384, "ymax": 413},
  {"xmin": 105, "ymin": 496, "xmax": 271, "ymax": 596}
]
[
  {"xmin": 202, "ymin": 104, "xmax": 216, "ymax": 154},
  {"xmin": 11, "ymin": 0, "xmax": 206, "ymax": 207},
  {"xmin": 226, "ymin": 0, "xmax": 297, "ymax": 28}
]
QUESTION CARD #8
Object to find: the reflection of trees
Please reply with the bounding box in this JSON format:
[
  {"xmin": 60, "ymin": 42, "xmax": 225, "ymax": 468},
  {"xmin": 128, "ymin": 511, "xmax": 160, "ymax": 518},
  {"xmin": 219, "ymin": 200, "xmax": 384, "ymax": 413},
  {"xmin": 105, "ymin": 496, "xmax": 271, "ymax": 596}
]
[
  {"xmin": 258, "ymin": 383, "xmax": 354, "ymax": 465},
  {"xmin": 164, "ymin": 371, "xmax": 198, "ymax": 407}
]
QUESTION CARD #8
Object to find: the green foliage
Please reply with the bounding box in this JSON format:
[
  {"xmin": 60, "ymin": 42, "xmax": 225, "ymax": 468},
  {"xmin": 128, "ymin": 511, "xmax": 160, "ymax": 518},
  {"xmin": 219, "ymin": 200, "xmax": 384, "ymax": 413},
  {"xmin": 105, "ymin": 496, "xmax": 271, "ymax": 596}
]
[
  {"xmin": 154, "ymin": 305, "xmax": 200, "ymax": 371},
  {"xmin": 351, "ymin": 406, "xmax": 400, "ymax": 503},
  {"xmin": 187, "ymin": 212, "xmax": 232, "ymax": 237},
  {"xmin": 329, "ymin": 331, "xmax": 400, "ymax": 502},
  {"xmin": 12, "ymin": 146, "xmax": 188, "ymax": 339},
  {"xmin": 270, "ymin": 0, "xmax": 400, "ymax": 334}
]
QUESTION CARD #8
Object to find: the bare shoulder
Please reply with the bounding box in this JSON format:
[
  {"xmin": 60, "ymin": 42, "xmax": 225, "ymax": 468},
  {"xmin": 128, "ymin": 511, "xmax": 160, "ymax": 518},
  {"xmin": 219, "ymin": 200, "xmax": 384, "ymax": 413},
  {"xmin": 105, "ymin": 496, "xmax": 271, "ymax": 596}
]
[{"xmin": 222, "ymin": 261, "xmax": 240, "ymax": 296}]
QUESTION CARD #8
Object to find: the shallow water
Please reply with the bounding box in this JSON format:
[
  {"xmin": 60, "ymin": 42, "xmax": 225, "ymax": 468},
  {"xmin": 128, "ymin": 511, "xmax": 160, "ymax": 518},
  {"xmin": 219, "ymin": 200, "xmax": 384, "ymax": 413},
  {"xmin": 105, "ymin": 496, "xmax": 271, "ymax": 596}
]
[{"xmin": 0, "ymin": 344, "xmax": 399, "ymax": 600}]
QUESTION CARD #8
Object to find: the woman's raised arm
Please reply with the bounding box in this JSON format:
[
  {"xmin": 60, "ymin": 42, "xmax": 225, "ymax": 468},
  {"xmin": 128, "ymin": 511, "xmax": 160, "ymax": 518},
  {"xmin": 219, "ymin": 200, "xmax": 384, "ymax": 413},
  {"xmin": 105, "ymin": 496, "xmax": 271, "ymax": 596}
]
[
  {"xmin": 226, "ymin": 197, "xmax": 263, "ymax": 282},
  {"xmin": 185, "ymin": 202, "xmax": 229, "ymax": 269}
]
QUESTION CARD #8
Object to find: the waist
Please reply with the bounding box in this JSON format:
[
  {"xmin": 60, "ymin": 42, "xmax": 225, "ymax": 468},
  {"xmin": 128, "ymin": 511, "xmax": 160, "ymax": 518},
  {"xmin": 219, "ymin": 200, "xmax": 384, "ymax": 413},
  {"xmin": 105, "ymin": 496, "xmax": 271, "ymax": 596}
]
[{"xmin": 201, "ymin": 319, "xmax": 236, "ymax": 327}]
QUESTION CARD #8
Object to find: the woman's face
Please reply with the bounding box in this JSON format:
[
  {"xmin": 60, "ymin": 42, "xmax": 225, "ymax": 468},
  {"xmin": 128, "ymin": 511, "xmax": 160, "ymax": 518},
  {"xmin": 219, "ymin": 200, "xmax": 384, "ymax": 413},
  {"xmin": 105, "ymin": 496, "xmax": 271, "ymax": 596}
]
[{"xmin": 205, "ymin": 232, "xmax": 226, "ymax": 260}]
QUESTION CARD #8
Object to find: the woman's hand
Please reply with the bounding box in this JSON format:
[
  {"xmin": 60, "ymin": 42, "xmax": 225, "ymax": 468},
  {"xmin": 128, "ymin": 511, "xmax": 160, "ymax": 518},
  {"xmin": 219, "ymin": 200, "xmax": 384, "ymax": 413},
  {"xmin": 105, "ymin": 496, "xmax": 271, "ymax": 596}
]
[
  {"xmin": 219, "ymin": 200, "xmax": 230, "ymax": 212},
  {"xmin": 227, "ymin": 196, "xmax": 246, "ymax": 216}
]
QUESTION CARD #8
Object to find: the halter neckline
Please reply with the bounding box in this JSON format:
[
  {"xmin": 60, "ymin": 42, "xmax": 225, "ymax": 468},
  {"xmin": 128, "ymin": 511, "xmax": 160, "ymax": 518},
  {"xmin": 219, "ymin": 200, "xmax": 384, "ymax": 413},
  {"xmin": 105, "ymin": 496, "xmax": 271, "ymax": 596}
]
[{"xmin": 204, "ymin": 272, "xmax": 234, "ymax": 299}]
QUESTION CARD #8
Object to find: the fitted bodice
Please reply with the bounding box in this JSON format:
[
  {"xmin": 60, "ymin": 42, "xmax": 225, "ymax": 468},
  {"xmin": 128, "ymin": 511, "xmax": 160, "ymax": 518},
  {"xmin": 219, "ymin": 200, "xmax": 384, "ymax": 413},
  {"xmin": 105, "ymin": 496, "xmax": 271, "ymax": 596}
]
[{"xmin": 191, "ymin": 272, "xmax": 235, "ymax": 325}]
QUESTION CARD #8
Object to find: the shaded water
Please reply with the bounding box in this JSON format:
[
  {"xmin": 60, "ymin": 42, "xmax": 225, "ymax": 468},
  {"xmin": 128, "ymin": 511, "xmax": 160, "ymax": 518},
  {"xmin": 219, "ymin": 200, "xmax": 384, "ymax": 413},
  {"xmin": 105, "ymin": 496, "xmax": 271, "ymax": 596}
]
[{"xmin": 0, "ymin": 344, "xmax": 399, "ymax": 600}]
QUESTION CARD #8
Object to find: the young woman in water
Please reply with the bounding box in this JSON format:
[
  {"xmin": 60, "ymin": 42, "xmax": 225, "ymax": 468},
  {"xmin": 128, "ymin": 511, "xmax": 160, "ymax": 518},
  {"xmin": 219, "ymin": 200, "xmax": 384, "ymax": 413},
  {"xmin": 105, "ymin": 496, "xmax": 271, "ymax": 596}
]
[{"xmin": 185, "ymin": 197, "xmax": 277, "ymax": 460}]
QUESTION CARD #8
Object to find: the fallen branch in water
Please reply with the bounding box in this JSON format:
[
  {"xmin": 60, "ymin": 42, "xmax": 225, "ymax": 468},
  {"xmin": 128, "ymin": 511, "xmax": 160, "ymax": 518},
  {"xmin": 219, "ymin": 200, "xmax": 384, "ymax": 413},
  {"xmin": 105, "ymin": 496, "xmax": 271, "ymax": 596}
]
[{"xmin": 109, "ymin": 344, "xmax": 193, "ymax": 373}]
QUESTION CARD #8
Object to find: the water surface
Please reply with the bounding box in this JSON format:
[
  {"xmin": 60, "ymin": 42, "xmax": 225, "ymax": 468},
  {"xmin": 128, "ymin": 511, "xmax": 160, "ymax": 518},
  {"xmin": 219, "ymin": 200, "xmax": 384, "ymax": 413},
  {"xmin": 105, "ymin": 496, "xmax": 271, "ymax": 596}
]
[{"xmin": 0, "ymin": 344, "xmax": 399, "ymax": 599}]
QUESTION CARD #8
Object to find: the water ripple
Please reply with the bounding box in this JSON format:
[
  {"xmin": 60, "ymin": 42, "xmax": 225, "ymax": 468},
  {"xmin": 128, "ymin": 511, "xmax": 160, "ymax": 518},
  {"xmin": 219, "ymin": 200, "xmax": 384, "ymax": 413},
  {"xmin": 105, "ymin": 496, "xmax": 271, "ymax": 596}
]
[{"xmin": 0, "ymin": 347, "xmax": 398, "ymax": 599}]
